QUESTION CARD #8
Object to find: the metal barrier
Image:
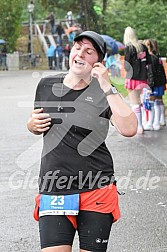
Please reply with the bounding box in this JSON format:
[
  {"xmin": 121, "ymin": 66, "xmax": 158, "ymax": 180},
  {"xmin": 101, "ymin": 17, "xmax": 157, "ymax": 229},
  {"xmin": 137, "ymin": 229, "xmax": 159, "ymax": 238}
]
[{"xmin": 19, "ymin": 53, "xmax": 45, "ymax": 70}]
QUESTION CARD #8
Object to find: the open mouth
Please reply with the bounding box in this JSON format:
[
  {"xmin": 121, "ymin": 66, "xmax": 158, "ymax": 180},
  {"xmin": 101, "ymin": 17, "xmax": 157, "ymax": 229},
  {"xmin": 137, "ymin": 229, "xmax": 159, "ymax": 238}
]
[{"xmin": 74, "ymin": 60, "xmax": 85, "ymax": 66}]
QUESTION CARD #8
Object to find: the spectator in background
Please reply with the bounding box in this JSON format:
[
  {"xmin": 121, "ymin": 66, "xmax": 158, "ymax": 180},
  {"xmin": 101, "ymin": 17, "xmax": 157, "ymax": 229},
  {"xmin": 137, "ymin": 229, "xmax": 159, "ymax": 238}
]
[
  {"xmin": 68, "ymin": 31, "xmax": 76, "ymax": 44},
  {"xmin": 0, "ymin": 51, "xmax": 2, "ymax": 67},
  {"xmin": 1, "ymin": 44, "xmax": 8, "ymax": 71},
  {"xmin": 143, "ymin": 39, "xmax": 166, "ymax": 130},
  {"xmin": 114, "ymin": 53, "xmax": 121, "ymax": 77},
  {"xmin": 46, "ymin": 12, "xmax": 56, "ymax": 34},
  {"xmin": 54, "ymin": 44, "xmax": 63, "ymax": 70},
  {"xmin": 105, "ymin": 49, "xmax": 121, "ymax": 78},
  {"xmin": 66, "ymin": 11, "xmax": 73, "ymax": 27},
  {"xmin": 47, "ymin": 44, "xmax": 55, "ymax": 70},
  {"xmin": 63, "ymin": 43, "xmax": 71, "ymax": 70},
  {"xmin": 123, "ymin": 26, "xmax": 151, "ymax": 134},
  {"xmin": 77, "ymin": 12, "xmax": 86, "ymax": 30},
  {"xmin": 55, "ymin": 22, "xmax": 64, "ymax": 45}
]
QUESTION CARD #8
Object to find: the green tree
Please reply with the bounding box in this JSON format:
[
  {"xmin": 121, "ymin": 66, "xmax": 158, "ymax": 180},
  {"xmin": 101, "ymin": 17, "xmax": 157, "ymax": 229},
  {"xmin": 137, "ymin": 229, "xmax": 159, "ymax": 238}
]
[
  {"xmin": 2, "ymin": 0, "xmax": 167, "ymax": 55},
  {"xmin": 39, "ymin": 0, "xmax": 102, "ymax": 31},
  {"xmin": 35, "ymin": 0, "xmax": 167, "ymax": 56},
  {"xmin": 103, "ymin": 0, "xmax": 167, "ymax": 55},
  {"xmin": 0, "ymin": 0, "xmax": 25, "ymax": 52}
]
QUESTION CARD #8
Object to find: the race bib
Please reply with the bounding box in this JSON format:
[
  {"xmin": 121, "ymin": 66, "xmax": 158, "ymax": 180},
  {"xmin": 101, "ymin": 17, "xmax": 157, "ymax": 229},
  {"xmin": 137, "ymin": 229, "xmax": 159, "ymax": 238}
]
[{"xmin": 39, "ymin": 194, "xmax": 79, "ymax": 217}]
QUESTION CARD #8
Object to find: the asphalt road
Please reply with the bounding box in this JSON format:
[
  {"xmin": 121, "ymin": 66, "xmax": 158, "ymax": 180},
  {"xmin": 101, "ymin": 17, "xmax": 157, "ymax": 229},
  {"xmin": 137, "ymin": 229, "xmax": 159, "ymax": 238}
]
[{"xmin": 0, "ymin": 70, "xmax": 166, "ymax": 252}]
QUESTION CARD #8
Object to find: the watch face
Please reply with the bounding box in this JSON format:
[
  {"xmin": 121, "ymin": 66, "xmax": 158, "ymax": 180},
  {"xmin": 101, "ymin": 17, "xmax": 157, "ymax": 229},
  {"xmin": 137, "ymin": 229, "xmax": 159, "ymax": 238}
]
[
  {"xmin": 112, "ymin": 87, "xmax": 118, "ymax": 94},
  {"xmin": 105, "ymin": 86, "xmax": 118, "ymax": 96}
]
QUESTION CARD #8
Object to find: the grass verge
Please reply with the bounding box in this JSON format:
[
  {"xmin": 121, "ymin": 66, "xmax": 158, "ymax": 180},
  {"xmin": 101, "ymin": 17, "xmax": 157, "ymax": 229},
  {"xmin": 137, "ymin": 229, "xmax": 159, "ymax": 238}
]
[{"xmin": 110, "ymin": 76, "xmax": 167, "ymax": 114}]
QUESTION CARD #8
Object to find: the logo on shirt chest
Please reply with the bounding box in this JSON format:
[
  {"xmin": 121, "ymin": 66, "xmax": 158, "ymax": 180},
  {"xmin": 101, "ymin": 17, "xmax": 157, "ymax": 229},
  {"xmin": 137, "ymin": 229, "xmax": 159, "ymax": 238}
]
[{"xmin": 85, "ymin": 96, "xmax": 94, "ymax": 102}]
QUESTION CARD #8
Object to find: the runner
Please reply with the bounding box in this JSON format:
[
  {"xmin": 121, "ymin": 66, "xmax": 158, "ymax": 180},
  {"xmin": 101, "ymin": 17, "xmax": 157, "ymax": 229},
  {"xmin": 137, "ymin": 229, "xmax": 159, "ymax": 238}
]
[{"xmin": 27, "ymin": 30, "xmax": 137, "ymax": 252}]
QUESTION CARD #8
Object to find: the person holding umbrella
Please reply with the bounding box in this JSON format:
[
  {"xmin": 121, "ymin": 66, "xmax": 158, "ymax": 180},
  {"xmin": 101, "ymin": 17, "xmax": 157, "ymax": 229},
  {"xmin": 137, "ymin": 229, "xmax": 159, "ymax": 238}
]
[{"xmin": 1, "ymin": 44, "xmax": 8, "ymax": 71}]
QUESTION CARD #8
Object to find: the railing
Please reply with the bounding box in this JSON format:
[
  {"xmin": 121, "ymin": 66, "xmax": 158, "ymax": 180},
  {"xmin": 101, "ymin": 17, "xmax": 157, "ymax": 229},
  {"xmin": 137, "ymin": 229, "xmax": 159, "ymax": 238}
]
[
  {"xmin": 19, "ymin": 52, "xmax": 46, "ymax": 70},
  {"xmin": 34, "ymin": 23, "xmax": 48, "ymax": 56}
]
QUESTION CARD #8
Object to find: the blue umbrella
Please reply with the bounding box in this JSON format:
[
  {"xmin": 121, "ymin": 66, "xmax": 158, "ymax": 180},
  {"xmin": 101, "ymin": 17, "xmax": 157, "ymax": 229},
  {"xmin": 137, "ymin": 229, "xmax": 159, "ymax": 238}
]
[
  {"xmin": 0, "ymin": 39, "xmax": 6, "ymax": 44},
  {"xmin": 115, "ymin": 41, "xmax": 125, "ymax": 50},
  {"xmin": 101, "ymin": 34, "xmax": 118, "ymax": 55}
]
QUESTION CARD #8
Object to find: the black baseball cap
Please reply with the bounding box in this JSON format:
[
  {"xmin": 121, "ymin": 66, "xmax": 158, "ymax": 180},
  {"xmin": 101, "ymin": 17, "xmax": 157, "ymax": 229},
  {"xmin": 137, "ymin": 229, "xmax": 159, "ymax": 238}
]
[{"xmin": 74, "ymin": 31, "xmax": 106, "ymax": 59}]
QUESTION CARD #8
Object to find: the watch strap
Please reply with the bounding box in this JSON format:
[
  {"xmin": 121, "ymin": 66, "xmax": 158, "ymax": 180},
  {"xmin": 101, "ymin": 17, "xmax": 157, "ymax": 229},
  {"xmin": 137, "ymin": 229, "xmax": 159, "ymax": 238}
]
[{"xmin": 104, "ymin": 86, "xmax": 118, "ymax": 96}]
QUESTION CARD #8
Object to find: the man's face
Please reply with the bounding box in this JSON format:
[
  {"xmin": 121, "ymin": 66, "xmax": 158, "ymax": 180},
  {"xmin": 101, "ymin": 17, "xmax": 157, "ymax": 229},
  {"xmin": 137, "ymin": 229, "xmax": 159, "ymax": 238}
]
[{"xmin": 69, "ymin": 38, "xmax": 99, "ymax": 77}]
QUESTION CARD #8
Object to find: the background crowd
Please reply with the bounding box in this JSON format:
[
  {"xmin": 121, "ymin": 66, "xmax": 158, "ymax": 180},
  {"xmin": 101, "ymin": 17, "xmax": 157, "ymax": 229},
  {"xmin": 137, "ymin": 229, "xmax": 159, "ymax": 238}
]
[
  {"xmin": 44, "ymin": 15, "xmax": 166, "ymax": 133},
  {"xmin": 123, "ymin": 26, "xmax": 166, "ymax": 134}
]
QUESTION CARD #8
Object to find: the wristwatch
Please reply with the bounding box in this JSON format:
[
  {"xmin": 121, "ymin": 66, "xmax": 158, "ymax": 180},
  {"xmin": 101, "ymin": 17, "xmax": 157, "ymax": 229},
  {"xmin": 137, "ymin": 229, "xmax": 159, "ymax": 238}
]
[{"xmin": 104, "ymin": 86, "xmax": 118, "ymax": 96}]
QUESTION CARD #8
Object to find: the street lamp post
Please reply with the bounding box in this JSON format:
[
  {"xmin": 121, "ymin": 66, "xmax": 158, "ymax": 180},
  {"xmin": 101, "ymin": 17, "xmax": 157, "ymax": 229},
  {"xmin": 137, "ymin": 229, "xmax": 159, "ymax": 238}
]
[{"xmin": 27, "ymin": 1, "xmax": 34, "ymax": 65}]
